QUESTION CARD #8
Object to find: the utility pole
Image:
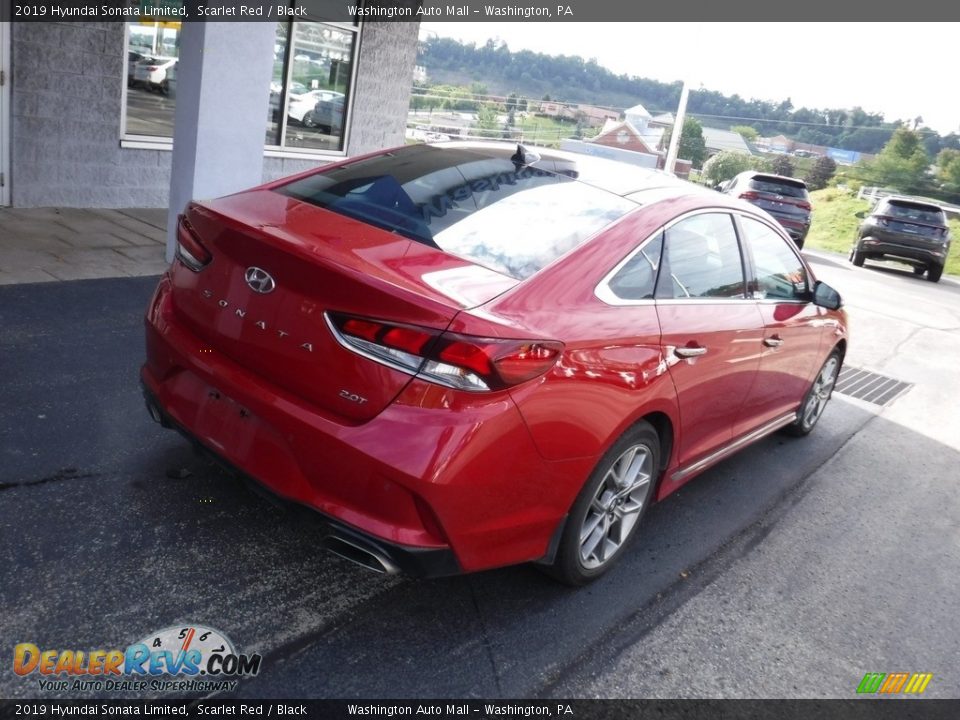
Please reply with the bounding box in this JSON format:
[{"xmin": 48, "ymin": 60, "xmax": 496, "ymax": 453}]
[{"xmin": 664, "ymin": 80, "xmax": 690, "ymax": 176}]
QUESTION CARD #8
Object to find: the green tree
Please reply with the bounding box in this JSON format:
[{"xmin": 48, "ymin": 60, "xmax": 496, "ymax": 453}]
[
  {"xmin": 804, "ymin": 155, "xmax": 838, "ymax": 191},
  {"xmin": 731, "ymin": 125, "xmax": 759, "ymax": 142},
  {"xmin": 702, "ymin": 151, "xmax": 767, "ymax": 186},
  {"xmin": 862, "ymin": 127, "xmax": 930, "ymax": 193},
  {"xmin": 770, "ymin": 154, "xmax": 795, "ymax": 177},
  {"xmin": 663, "ymin": 118, "xmax": 708, "ymax": 168},
  {"xmin": 473, "ymin": 102, "xmax": 500, "ymax": 139},
  {"xmin": 936, "ymin": 148, "xmax": 960, "ymax": 192}
]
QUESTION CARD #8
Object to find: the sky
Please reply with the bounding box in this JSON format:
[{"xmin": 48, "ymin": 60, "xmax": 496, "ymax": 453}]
[{"xmin": 420, "ymin": 22, "xmax": 959, "ymax": 136}]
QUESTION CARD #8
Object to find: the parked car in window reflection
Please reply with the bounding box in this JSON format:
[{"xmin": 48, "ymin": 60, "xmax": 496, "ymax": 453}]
[
  {"xmin": 288, "ymin": 89, "xmax": 344, "ymax": 128},
  {"xmin": 134, "ymin": 56, "xmax": 178, "ymax": 94},
  {"xmin": 268, "ymin": 81, "xmax": 308, "ymax": 120},
  {"xmin": 312, "ymin": 94, "xmax": 345, "ymax": 134},
  {"xmin": 128, "ymin": 50, "xmax": 148, "ymax": 87}
]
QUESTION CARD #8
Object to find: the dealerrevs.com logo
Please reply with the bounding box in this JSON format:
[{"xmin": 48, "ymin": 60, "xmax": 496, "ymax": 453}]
[{"xmin": 13, "ymin": 625, "xmax": 262, "ymax": 693}]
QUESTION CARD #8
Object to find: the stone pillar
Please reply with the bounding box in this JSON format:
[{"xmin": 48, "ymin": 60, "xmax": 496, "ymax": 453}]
[{"xmin": 166, "ymin": 22, "xmax": 275, "ymax": 262}]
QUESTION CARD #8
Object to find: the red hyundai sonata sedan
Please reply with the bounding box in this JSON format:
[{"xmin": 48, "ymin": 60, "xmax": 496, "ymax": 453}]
[{"xmin": 142, "ymin": 142, "xmax": 847, "ymax": 584}]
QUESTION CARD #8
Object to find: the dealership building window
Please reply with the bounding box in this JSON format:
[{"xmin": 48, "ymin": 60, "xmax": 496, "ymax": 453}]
[{"xmin": 123, "ymin": 16, "xmax": 358, "ymax": 155}]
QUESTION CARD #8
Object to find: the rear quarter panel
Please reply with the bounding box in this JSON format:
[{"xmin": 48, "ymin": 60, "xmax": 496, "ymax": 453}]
[{"xmin": 456, "ymin": 198, "xmax": 713, "ymax": 468}]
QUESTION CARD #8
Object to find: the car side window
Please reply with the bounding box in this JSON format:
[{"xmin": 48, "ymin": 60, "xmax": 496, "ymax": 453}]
[
  {"xmin": 607, "ymin": 232, "xmax": 664, "ymax": 300},
  {"xmin": 655, "ymin": 213, "xmax": 746, "ymax": 300},
  {"xmin": 740, "ymin": 217, "xmax": 809, "ymax": 301}
]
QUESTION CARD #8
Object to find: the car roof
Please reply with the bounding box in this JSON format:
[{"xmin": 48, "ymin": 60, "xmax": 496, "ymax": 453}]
[
  {"xmin": 741, "ymin": 171, "xmax": 808, "ymax": 186},
  {"xmin": 879, "ymin": 196, "xmax": 944, "ymax": 212},
  {"xmin": 430, "ymin": 141, "xmax": 714, "ymax": 204}
]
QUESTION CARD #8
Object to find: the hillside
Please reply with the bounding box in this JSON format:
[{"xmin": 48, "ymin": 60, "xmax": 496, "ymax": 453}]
[{"xmin": 418, "ymin": 37, "xmax": 960, "ymax": 157}]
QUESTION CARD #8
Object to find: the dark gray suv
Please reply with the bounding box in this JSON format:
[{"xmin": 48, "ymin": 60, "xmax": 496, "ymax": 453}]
[
  {"xmin": 723, "ymin": 172, "xmax": 812, "ymax": 248},
  {"xmin": 850, "ymin": 198, "xmax": 950, "ymax": 283}
]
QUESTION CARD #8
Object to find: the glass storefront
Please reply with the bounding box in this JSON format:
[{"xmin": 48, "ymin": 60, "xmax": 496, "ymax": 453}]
[{"xmin": 124, "ymin": 14, "xmax": 358, "ymax": 154}]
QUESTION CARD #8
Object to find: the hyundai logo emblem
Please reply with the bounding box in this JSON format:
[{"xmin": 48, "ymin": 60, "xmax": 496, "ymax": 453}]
[{"xmin": 245, "ymin": 267, "xmax": 276, "ymax": 294}]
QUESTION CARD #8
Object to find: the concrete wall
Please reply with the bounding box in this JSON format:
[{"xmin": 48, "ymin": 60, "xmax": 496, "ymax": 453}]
[
  {"xmin": 10, "ymin": 21, "xmax": 419, "ymax": 208},
  {"xmin": 11, "ymin": 23, "xmax": 169, "ymax": 207}
]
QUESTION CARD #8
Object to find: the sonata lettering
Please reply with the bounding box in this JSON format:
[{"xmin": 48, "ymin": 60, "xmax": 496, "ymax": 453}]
[{"xmin": 200, "ymin": 291, "xmax": 314, "ymax": 352}]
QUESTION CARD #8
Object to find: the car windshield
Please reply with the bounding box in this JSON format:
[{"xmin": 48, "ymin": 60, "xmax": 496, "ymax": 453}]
[
  {"xmin": 882, "ymin": 201, "xmax": 945, "ymax": 225},
  {"xmin": 749, "ymin": 176, "xmax": 808, "ymax": 199},
  {"xmin": 277, "ymin": 145, "xmax": 636, "ymax": 280}
]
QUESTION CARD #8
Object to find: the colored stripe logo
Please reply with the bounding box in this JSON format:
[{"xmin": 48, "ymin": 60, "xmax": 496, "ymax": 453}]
[{"xmin": 857, "ymin": 672, "xmax": 933, "ymax": 694}]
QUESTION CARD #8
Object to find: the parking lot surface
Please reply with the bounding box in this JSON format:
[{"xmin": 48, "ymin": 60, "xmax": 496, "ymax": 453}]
[{"xmin": 1, "ymin": 254, "xmax": 958, "ymax": 698}]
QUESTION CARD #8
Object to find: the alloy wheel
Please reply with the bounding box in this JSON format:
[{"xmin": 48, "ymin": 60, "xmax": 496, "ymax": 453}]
[
  {"xmin": 579, "ymin": 444, "xmax": 653, "ymax": 569},
  {"xmin": 802, "ymin": 355, "xmax": 839, "ymax": 428}
]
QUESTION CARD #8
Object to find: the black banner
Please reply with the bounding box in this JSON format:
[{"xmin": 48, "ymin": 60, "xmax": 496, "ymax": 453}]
[
  {"xmin": 4, "ymin": 0, "xmax": 960, "ymax": 22},
  {"xmin": 2, "ymin": 700, "xmax": 960, "ymax": 720}
]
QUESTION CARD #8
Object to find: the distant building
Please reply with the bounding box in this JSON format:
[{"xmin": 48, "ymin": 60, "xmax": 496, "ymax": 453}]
[
  {"xmin": 701, "ymin": 127, "xmax": 753, "ymax": 156},
  {"xmin": 649, "ymin": 112, "xmax": 675, "ymax": 129},
  {"xmin": 765, "ymin": 135, "xmax": 794, "ymax": 154},
  {"xmin": 589, "ymin": 119, "xmax": 660, "ymax": 155},
  {"xmin": 585, "ymin": 117, "xmax": 691, "ymax": 179},
  {"xmin": 538, "ymin": 101, "xmax": 618, "ymax": 128}
]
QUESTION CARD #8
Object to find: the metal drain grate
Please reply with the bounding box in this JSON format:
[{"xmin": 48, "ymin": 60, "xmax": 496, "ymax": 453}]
[{"xmin": 834, "ymin": 366, "xmax": 912, "ymax": 407}]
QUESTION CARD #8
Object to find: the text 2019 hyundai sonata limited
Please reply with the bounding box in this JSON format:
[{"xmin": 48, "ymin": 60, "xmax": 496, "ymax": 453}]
[{"xmin": 142, "ymin": 143, "xmax": 847, "ymax": 585}]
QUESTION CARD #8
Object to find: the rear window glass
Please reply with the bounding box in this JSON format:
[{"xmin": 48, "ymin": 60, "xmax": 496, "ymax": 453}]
[
  {"xmin": 881, "ymin": 201, "xmax": 945, "ymax": 225},
  {"xmin": 749, "ymin": 176, "xmax": 809, "ymax": 199},
  {"xmin": 277, "ymin": 146, "xmax": 636, "ymax": 280}
]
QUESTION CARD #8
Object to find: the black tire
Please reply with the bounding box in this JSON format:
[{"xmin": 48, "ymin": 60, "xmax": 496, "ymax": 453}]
[
  {"xmin": 928, "ymin": 265, "xmax": 943, "ymax": 283},
  {"xmin": 850, "ymin": 244, "xmax": 865, "ymax": 267},
  {"xmin": 784, "ymin": 349, "xmax": 842, "ymax": 437},
  {"xmin": 913, "ymin": 266, "xmax": 927, "ymax": 276},
  {"xmin": 302, "ymin": 111, "xmax": 316, "ymax": 128},
  {"xmin": 544, "ymin": 421, "xmax": 660, "ymax": 586}
]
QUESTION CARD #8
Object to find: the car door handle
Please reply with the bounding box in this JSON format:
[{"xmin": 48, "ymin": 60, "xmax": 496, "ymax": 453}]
[
  {"xmin": 763, "ymin": 336, "xmax": 784, "ymax": 348},
  {"xmin": 674, "ymin": 345, "xmax": 708, "ymax": 358}
]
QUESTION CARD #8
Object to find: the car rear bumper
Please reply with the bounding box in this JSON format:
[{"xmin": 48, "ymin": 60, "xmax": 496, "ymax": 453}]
[
  {"xmin": 142, "ymin": 276, "xmax": 571, "ymax": 574},
  {"xmin": 767, "ymin": 214, "xmax": 810, "ymax": 241},
  {"xmin": 141, "ymin": 382, "xmax": 460, "ymax": 577},
  {"xmin": 858, "ymin": 235, "xmax": 947, "ymax": 266}
]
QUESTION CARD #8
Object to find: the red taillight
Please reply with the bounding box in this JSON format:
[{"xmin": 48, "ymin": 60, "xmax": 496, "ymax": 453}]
[
  {"xmin": 382, "ymin": 326, "xmax": 433, "ymax": 355},
  {"xmin": 795, "ymin": 200, "xmax": 812, "ymax": 211},
  {"xmin": 327, "ymin": 313, "xmax": 563, "ymax": 392},
  {"xmin": 739, "ymin": 191, "xmax": 760, "ymax": 201},
  {"xmin": 175, "ymin": 215, "xmax": 212, "ymax": 272},
  {"xmin": 493, "ymin": 343, "xmax": 564, "ymax": 386},
  {"xmin": 147, "ymin": 65, "xmax": 159, "ymax": 72}
]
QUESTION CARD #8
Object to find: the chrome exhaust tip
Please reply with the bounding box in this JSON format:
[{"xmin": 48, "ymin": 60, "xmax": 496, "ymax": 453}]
[
  {"xmin": 323, "ymin": 536, "xmax": 400, "ymax": 575},
  {"xmin": 146, "ymin": 400, "xmax": 163, "ymax": 424},
  {"xmin": 145, "ymin": 399, "xmax": 172, "ymax": 428}
]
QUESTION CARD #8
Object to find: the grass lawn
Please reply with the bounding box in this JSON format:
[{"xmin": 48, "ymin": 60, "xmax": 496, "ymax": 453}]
[
  {"xmin": 516, "ymin": 114, "xmax": 598, "ymax": 147},
  {"xmin": 806, "ymin": 188, "xmax": 960, "ymax": 277}
]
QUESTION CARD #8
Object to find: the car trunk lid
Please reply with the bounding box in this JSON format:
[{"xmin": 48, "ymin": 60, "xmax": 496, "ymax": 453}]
[{"xmin": 167, "ymin": 191, "xmax": 517, "ymax": 422}]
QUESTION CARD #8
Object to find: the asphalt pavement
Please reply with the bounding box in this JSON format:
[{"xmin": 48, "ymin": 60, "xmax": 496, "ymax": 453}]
[{"xmin": 1, "ymin": 253, "xmax": 958, "ymax": 699}]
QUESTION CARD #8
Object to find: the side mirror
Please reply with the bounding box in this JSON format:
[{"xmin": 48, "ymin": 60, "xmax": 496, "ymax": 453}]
[
  {"xmin": 854, "ymin": 211, "xmax": 866, "ymax": 219},
  {"xmin": 812, "ymin": 280, "xmax": 842, "ymax": 310}
]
